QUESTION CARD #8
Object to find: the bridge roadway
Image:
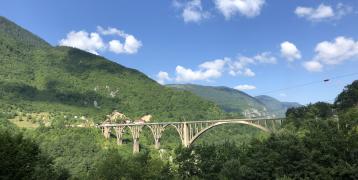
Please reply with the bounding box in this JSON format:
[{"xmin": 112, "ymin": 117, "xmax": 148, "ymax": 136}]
[{"xmin": 99, "ymin": 118, "xmax": 284, "ymax": 153}]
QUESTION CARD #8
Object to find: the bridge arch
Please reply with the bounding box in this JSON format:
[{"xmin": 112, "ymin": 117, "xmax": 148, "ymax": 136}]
[
  {"xmin": 188, "ymin": 121, "xmax": 270, "ymax": 146},
  {"xmin": 162, "ymin": 124, "xmax": 185, "ymax": 144}
]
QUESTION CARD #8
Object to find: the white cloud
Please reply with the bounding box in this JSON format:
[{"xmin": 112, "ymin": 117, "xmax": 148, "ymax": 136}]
[
  {"xmin": 98, "ymin": 26, "xmax": 142, "ymax": 54},
  {"xmin": 234, "ymin": 84, "xmax": 256, "ymax": 91},
  {"xmin": 214, "ymin": 0, "xmax": 265, "ymax": 19},
  {"xmin": 280, "ymin": 41, "xmax": 301, "ymax": 61},
  {"xmin": 156, "ymin": 71, "xmax": 172, "ymax": 84},
  {"xmin": 121, "ymin": 35, "xmax": 142, "ymax": 54},
  {"xmin": 97, "ymin": 26, "xmax": 128, "ymax": 37},
  {"xmin": 175, "ymin": 59, "xmax": 227, "ymax": 82},
  {"xmin": 303, "ymin": 61, "xmax": 323, "ymax": 72},
  {"xmin": 253, "ymin": 52, "xmax": 277, "ymax": 64},
  {"xmin": 228, "ymin": 52, "xmax": 275, "ymax": 76},
  {"xmin": 59, "ymin": 31, "xmax": 105, "ymax": 55},
  {"xmin": 303, "ymin": 36, "xmax": 358, "ymax": 72},
  {"xmin": 313, "ymin": 36, "xmax": 358, "ymax": 65},
  {"xmin": 108, "ymin": 40, "xmax": 124, "ymax": 54},
  {"xmin": 176, "ymin": 0, "xmax": 210, "ymax": 23},
  {"xmin": 295, "ymin": 3, "xmax": 352, "ymax": 22},
  {"xmin": 183, "ymin": 0, "xmax": 209, "ymax": 23},
  {"xmin": 59, "ymin": 27, "xmax": 142, "ymax": 55},
  {"xmin": 279, "ymin": 93, "xmax": 287, "ymax": 97},
  {"xmin": 163, "ymin": 52, "xmax": 276, "ymax": 83},
  {"xmin": 243, "ymin": 68, "xmax": 255, "ymax": 77}
]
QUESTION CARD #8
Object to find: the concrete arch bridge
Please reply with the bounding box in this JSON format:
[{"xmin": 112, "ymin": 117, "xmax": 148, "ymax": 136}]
[{"xmin": 99, "ymin": 118, "xmax": 284, "ymax": 153}]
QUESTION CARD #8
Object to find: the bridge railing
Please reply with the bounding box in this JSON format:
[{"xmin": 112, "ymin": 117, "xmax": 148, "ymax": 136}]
[{"xmin": 98, "ymin": 117, "xmax": 285, "ymax": 127}]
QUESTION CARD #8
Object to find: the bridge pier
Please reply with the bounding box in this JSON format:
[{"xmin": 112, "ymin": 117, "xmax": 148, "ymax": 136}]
[
  {"xmin": 183, "ymin": 123, "xmax": 190, "ymax": 147},
  {"xmin": 114, "ymin": 127, "xmax": 125, "ymax": 145},
  {"xmin": 129, "ymin": 126, "xmax": 143, "ymax": 154},
  {"xmin": 133, "ymin": 138, "xmax": 140, "ymax": 154},
  {"xmin": 103, "ymin": 127, "xmax": 111, "ymax": 139},
  {"xmin": 155, "ymin": 139, "xmax": 161, "ymax": 149}
]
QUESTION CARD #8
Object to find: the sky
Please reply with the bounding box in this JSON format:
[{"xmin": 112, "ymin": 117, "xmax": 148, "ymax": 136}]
[{"xmin": 1, "ymin": 0, "xmax": 358, "ymax": 105}]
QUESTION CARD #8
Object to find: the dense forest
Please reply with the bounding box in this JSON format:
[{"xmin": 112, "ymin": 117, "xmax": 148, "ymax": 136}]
[{"xmin": 1, "ymin": 80, "xmax": 357, "ymax": 179}]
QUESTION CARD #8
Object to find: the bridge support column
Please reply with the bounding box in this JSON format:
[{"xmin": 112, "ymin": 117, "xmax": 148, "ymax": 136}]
[
  {"xmin": 183, "ymin": 123, "xmax": 190, "ymax": 147},
  {"xmin": 129, "ymin": 126, "xmax": 143, "ymax": 154},
  {"xmin": 155, "ymin": 139, "xmax": 161, "ymax": 149},
  {"xmin": 103, "ymin": 127, "xmax": 111, "ymax": 139},
  {"xmin": 114, "ymin": 127, "xmax": 125, "ymax": 145},
  {"xmin": 133, "ymin": 138, "xmax": 140, "ymax": 154}
]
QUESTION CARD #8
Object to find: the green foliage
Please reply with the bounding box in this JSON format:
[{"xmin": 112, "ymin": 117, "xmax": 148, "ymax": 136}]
[
  {"xmin": 0, "ymin": 127, "xmax": 68, "ymax": 179},
  {"xmin": 335, "ymin": 80, "xmax": 358, "ymax": 111},
  {"xmin": 168, "ymin": 84, "xmax": 300, "ymax": 117},
  {"xmin": 93, "ymin": 149, "xmax": 173, "ymax": 180},
  {"xmin": 174, "ymin": 80, "xmax": 358, "ymax": 179},
  {"xmin": 167, "ymin": 84, "xmax": 264, "ymax": 115},
  {"xmin": 256, "ymin": 95, "xmax": 301, "ymax": 117},
  {"xmin": 194, "ymin": 124, "xmax": 268, "ymax": 146},
  {"xmin": 0, "ymin": 16, "xmax": 225, "ymax": 124},
  {"xmin": 31, "ymin": 127, "xmax": 104, "ymax": 178},
  {"xmin": 175, "ymin": 142, "xmax": 241, "ymax": 179},
  {"xmin": 285, "ymin": 102, "xmax": 334, "ymax": 128}
]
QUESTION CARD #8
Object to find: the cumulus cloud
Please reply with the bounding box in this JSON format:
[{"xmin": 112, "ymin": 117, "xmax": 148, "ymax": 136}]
[
  {"xmin": 295, "ymin": 3, "xmax": 352, "ymax": 22},
  {"xmin": 243, "ymin": 68, "xmax": 255, "ymax": 77},
  {"xmin": 234, "ymin": 84, "xmax": 256, "ymax": 91},
  {"xmin": 182, "ymin": 0, "xmax": 210, "ymax": 23},
  {"xmin": 214, "ymin": 0, "xmax": 265, "ymax": 19},
  {"xmin": 156, "ymin": 71, "xmax": 172, "ymax": 84},
  {"xmin": 175, "ymin": 59, "xmax": 227, "ymax": 82},
  {"xmin": 303, "ymin": 36, "xmax": 358, "ymax": 72},
  {"xmin": 253, "ymin": 52, "xmax": 277, "ymax": 64},
  {"xmin": 59, "ymin": 31, "xmax": 105, "ymax": 55},
  {"xmin": 228, "ymin": 52, "xmax": 276, "ymax": 76},
  {"xmin": 159, "ymin": 52, "xmax": 276, "ymax": 83},
  {"xmin": 280, "ymin": 41, "xmax": 301, "ymax": 61},
  {"xmin": 313, "ymin": 36, "xmax": 358, "ymax": 65},
  {"xmin": 59, "ymin": 27, "xmax": 142, "ymax": 55},
  {"xmin": 303, "ymin": 61, "xmax": 323, "ymax": 72},
  {"xmin": 174, "ymin": 0, "xmax": 210, "ymax": 23},
  {"xmin": 97, "ymin": 26, "xmax": 128, "ymax": 37},
  {"xmin": 98, "ymin": 26, "xmax": 142, "ymax": 54}
]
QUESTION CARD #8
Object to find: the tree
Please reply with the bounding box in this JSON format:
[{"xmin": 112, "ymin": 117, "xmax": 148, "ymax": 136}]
[
  {"xmin": 335, "ymin": 80, "xmax": 358, "ymax": 111},
  {"xmin": 0, "ymin": 129, "xmax": 68, "ymax": 179}
]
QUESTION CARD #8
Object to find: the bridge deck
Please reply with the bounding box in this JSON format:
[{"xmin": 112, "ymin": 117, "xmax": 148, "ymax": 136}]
[{"xmin": 98, "ymin": 117, "xmax": 284, "ymax": 127}]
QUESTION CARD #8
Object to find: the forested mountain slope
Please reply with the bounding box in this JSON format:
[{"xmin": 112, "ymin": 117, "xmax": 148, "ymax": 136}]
[
  {"xmin": 256, "ymin": 95, "xmax": 301, "ymax": 117},
  {"xmin": 167, "ymin": 84, "xmax": 300, "ymax": 117},
  {"xmin": 0, "ymin": 16, "xmax": 225, "ymax": 123}
]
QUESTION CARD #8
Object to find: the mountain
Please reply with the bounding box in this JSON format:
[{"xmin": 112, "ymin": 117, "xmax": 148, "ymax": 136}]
[
  {"xmin": 255, "ymin": 95, "xmax": 301, "ymax": 117},
  {"xmin": 0, "ymin": 16, "xmax": 225, "ymax": 123},
  {"xmin": 167, "ymin": 84, "xmax": 301, "ymax": 117},
  {"xmin": 167, "ymin": 84, "xmax": 270, "ymax": 117}
]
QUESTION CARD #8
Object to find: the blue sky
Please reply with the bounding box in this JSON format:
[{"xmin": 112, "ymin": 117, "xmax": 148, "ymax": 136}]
[{"xmin": 1, "ymin": 0, "xmax": 358, "ymax": 104}]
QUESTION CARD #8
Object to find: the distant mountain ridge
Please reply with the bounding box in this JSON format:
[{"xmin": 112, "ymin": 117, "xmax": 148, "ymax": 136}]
[
  {"xmin": 167, "ymin": 84, "xmax": 301, "ymax": 118},
  {"xmin": 255, "ymin": 95, "xmax": 301, "ymax": 117}
]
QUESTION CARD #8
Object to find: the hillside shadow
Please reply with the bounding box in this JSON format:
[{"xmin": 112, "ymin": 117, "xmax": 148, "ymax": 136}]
[{"xmin": 0, "ymin": 80, "xmax": 120, "ymax": 110}]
